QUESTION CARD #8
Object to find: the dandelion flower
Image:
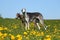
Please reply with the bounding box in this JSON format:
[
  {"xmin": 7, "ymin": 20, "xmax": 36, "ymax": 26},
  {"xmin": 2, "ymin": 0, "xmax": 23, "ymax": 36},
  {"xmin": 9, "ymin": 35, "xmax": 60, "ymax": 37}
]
[
  {"xmin": 16, "ymin": 34, "xmax": 22, "ymax": 40},
  {"xmin": 0, "ymin": 27, "xmax": 3, "ymax": 30},
  {"xmin": 46, "ymin": 35, "xmax": 51, "ymax": 38},
  {"xmin": 10, "ymin": 35, "xmax": 15, "ymax": 40},
  {"xmin": 44, "ymin": 35, "xmax": 51, "ymax": 40},
  {"xmin": 41, "ymin": 32, "xmax": 44, "ymax": 36},
  {"xmin": 2, "ymin": 33, "xmax": 7, "ymax": 38},
  {"xmin": 36, "ymin": 32, "xmax": 41, "ymax": 36},
  {"xmin": 0, "ymin": 32, "xmax": 3, "ymax": 36},
  {"xmin": 23, "ymin": 32, "xmax": 27, "ymax": 35},
  {"xmin": 4, "ymin": 27, "xmax": 8, "ymax": 30}
]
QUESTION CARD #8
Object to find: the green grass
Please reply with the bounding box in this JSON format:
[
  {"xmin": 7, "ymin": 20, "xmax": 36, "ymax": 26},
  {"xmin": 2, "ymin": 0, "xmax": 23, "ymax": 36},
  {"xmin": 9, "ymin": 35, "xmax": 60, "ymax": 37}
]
[{"xmin": 0, "ymin": 18, "xmax": 60, "ymax": 40}]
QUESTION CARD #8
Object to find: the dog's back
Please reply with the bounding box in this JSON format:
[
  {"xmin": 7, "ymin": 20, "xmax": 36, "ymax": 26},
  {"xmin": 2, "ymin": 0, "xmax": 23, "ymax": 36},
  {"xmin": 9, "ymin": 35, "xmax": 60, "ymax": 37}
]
[
  {"xmin": 26, "ymin": 12, "xmax": 43, "ymax": 21},
  {"xmin": 27, "ymin": 12, "xmax": 42, "ymax": 16}
]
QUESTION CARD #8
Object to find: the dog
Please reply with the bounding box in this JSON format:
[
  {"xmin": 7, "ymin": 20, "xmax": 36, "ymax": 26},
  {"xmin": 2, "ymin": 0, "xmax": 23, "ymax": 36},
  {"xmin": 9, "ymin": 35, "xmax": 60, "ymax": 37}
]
[{"xmin": 21, "ymin": 8, "xmax": 46, "ymax": 30}]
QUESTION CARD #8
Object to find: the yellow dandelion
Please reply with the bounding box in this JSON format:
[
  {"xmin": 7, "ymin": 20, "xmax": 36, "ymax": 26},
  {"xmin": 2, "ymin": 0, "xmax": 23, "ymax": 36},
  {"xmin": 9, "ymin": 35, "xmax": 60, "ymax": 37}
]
[
  {"xmin": 44, "ymin": 35, "xmax": 51, "ymax": 40},
  {"xmin": 0, "ymin": 27, "xmax": 3, "ymax": 30},
  {"xmin": 36, "ymin": 32, "xmax": 41, "ymax": 36},
  {"xmin": 2, "ymin": 33, "xmax": 7, "ymax": 38},
  {"xmin": 10, "ymin": 35, "xmax": 15, "ymax": 40},
  {"xmin": 16, "ymin": 34, "xmax": 22, "ymax": 40},
  {"xmin": 0, "ymin": 32, "xmax": 3, "ymax": 36},
  {"xmin": 30, "ymin": 31, "xmax": 36, "ymax": 35},
  {"xmin": 16, "ymin": 34, "xmax": 21, "ymax": 37},
  {"xmin": 41, "ymin": 32, "xmax": 44, "ymax": 36},
  {"xmin": 4, "ymin": 27, "xmax": 8, "ymax": 30},
  {"xmin": 17, "ymin": 38, "xmax": 22, "ymax": 40},
  {"xmin": 46, "ymin": 35, "xmax": 51, "ymax": 38},
  {"xmin": 24, "ymin": 32, "xmax": 28, "ymax": 35},
  {"xmin": 33, "ymin": 31, "xmax": 36, "ymax": 35},
  {"xmin": 31, "ymin": 31, "xmax": 36, "ymax": 35},
  {"xmin": 1, "ymin": 33, "xmax": 7, "ymax": 39},
  {"xmin": 44, "ymin": 38, "xmax": 51, "ymax": 40}
]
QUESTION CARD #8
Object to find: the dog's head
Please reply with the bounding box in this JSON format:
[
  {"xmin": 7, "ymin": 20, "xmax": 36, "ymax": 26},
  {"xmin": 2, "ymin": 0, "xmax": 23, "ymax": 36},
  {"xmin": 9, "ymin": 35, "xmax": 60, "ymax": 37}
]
[
  {"xmin": 21, "ymin": 8, "xmax": 27, "ymax": 16},
  {"xmin": 21, "ymin": 8, "xmax": 26, "ymax": 13}
]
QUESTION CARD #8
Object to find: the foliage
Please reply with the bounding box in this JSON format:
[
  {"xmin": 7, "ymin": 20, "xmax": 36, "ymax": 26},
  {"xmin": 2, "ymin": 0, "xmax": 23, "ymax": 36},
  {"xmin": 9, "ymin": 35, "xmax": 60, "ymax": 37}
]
[{"xmin": 0, "ymin": 18, "xmax": 60, "ymax": 40}]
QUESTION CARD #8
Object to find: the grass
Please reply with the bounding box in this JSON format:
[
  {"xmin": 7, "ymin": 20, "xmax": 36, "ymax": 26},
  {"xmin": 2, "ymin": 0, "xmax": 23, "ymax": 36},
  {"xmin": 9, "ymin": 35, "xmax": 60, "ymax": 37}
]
[{"xmin": 0, "ymin": 18, "xmax": 60, "ymax": 40}]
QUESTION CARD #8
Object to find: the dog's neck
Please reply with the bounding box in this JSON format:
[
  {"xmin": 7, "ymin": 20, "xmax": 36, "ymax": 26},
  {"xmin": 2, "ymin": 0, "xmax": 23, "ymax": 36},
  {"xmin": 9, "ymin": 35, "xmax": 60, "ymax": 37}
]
[{"xmin": 23, "ymin": 12, "xmax": 28, "ymax": 18}]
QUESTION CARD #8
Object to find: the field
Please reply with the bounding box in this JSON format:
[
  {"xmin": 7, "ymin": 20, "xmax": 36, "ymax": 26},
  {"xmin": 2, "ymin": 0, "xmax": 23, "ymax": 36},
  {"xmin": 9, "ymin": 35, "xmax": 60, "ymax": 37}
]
[{"xmin": 0, "ymin": 18, "xmax": 60, "ymax": 40}]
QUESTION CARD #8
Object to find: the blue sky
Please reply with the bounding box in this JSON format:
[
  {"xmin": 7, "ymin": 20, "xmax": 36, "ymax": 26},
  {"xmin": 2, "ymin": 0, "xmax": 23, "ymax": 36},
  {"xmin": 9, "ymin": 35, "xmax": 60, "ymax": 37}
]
[{"xmin": 0, "ymin": 0, "xmax": 60, "ymax": 19}]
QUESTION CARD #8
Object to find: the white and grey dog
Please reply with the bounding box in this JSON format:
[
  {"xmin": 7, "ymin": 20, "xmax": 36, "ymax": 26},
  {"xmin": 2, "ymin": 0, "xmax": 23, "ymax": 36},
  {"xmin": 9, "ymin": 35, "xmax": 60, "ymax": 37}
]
[{"xmin": 21, "ymin": 8, "xmax": 46, "ymax": 30}]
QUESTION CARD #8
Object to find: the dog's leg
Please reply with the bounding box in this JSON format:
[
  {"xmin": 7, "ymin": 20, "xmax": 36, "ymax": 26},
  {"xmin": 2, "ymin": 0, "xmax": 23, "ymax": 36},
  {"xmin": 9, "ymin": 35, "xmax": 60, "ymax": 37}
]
[
  {"xmin": 41, "ymin": 20, "xmax": 46, "ymax": 30},
  {"xmin": 36, "ymin": 23, "xmax": 40, "ymax": 30},
  {"xmin": 25, "ymin": 22, "xmax": 29, "ymax": 30},
  {"xmin": 25, "ymin": 22, "xmax": 28, "ymax": 30},
  {"xmin": 25, "ymin": 19, "xmax": 29, "ymax": 30},
  {"xmin": 27, "ymin": 22, "xmax": 29, "ymax": 30},
  {"xmin": 39, "ymin": 17, "xmax": 47, "ymax": 30},
  {"xmin": 26, "ymin": 17, "xmax": 29, "ymax": 30}
]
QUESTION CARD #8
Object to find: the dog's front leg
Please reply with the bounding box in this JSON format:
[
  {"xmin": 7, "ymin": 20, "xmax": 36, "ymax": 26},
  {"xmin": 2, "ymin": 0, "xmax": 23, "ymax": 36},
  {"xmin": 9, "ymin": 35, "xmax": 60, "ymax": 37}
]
[
  {"xmin": 25, "ymin": 22, "xmax": 28, "ymax": 30},
  {"xmin": 27, "ymin": 22, "xmax": 29, "ymax": 30}
]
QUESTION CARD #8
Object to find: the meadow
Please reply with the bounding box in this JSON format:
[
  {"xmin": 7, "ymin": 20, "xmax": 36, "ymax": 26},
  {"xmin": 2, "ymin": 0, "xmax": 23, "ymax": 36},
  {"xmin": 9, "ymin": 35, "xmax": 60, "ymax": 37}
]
[{"xmin": 0, "ymin": 18, "xmax": 60, "ymax": 40}]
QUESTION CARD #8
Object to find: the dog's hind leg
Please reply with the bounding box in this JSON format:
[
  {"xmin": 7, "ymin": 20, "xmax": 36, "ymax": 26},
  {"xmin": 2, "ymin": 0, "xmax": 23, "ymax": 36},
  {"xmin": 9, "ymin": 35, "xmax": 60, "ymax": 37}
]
[
  {"xmin": 36, "ymin": 23, "xmax": 40, "ymax": 30},
  {"xmin": 39, "ymin": 17, "xmax": 47, "ymax": 30},
  {"xmin": 34, "ymin": 18, "xmax": 40, "ymax": 30}
]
